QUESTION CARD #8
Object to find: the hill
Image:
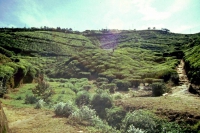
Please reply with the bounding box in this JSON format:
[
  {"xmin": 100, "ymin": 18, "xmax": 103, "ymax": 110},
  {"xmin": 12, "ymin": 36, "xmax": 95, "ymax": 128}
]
[{"xmin": 0, "ymin": 28, "xmax": 200, "ymax": 132}]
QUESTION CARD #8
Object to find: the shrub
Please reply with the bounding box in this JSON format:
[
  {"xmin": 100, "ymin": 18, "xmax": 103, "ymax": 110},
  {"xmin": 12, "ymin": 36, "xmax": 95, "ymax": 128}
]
[
  {"xmin": 35, "ymin": 99, "xmax": 45, "ymax": 109},
  {"xmin": 70, "ymin": 105, "xmax": 118, "ymax": 132},
  {"xmin": 96, "ymin": 77, "xmax": 109, "ymax": 83},
  {"xmin": 127, "ymin": 125, "xmax": 147, "ymax": 133},
  {"xmin": 128, "ymin": 79, "xmax": 141, "ymax": 88},
  {"xmin": 75, "ymin": 91, "xmax": 90, "ymax": 107},
  {"xmin": 113, "ymin": 93, "xmax": 122, "ymax": 100},
  {"xmin": 62, "ymin": 101, "xmax": 77, "ymax": 117},
  {"xmin": 151, "ymin": 82, "xmax": 167, "ymax": 96},
  {"xmin": 161, "ymin": 121, "xmax": 188, "ymax": 133},
  {"xmin": 95, "ymin": 81, "xmax": 107, "ymax": 88},
  {"xmin": 106, "ymin": 106, "xmax": 126, "ymax": 130},
  {"xmin": 32, "ymin": 75, "xmax": 50, "ymax": 96},
  {"xmin": 25, "ymin": 94, "xmax": 38, "ymax": 104},
  {"xmin": 82, "ymin": 85, "xmax": 92, "ymax": 91},
  {"xmin": 191, "ymin": 121, "xmax": 200, "ymax": 132},
  {"xmin": 101, "ymin": 83, "xmax": 117, "ymax": 93},
  {"xmin": 54, "ymin": 102, "xmax": 65, "ymax": 116},
  {"xmin": 91, "ymin": 91, "xmax": 113, "ymax": 119},
  {"xmin": 112, "ymin": 79, "xmax": 131, "ymax": 91},
  {"xmin": 32, "ymin": 74, "xmax": 54, "ymax": 103},
  {"xmin": 54, "ymin": 101, "xmax": 77, "ymax": 117},
  {"xmin": 121, "ymin": 110, "xmax": 160, "ymax": 133},
  {"xmin": 71, "ymin": 105, "xmax": 98, "ymax": 126}
]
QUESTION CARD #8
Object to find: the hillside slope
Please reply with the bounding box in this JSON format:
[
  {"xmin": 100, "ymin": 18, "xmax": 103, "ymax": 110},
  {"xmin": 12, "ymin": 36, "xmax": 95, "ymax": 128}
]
[{"xmin": 0, "ymin": 29, "xmax": 200, "ymax": 94}]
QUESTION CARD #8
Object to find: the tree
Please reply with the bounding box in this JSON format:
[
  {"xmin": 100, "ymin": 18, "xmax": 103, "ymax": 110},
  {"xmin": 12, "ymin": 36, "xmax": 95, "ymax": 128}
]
[{"xmin": 32, "ymin": 74, "xmax": 54, "ymax": 103}]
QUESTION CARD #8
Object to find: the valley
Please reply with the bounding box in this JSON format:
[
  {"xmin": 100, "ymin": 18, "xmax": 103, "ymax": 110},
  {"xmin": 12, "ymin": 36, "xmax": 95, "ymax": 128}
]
[{"xmin": 0, "ymin": 28, "xmax": 200, "ymax": 132}]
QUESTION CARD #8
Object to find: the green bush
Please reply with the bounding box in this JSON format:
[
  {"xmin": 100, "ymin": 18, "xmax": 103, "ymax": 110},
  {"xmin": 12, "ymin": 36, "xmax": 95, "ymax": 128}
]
[
  {"xmin": 54, "ymin": 101, "xmax": 77, "ymax": 117},
  {"xmin": 70, "ymin": 105, "xmax": 118, "ymax": 132},
  {"xmin": 121, "ymin": 110, "xmax": 160, "ymax": 133},
  {"xmin": 96, "ymin": 77, "xmax": 109, "ymax": 83},
  {"xmin": 32, "ymin": 77, "xmax": 50, "ymax": 96},
  {"xmin": 54, "ymin": 102, "xmax": 65, "ymax": 116},
  {"xmin": 191, "ymin": 121, "xmax": 200, "ymax": 132},
  {"xmin": 128, "ymin": 79, "xmax": 141, "ymax": 88},
  {"xmin": 25, "ymin": 94, "xmax": 38, "ymax": 104},
  {"xmin": 161, "ymin": 121, "xmax": 188, "ymax": 133},
  {"xmin": 106, "ymin": 106, "xmax": 126, "ymax": 130},
  {"xmin": 75, "ymin": 91, "xmax": 90, "ymax": 107},
  {"xmin": 100, "ymin": 83, "xmax": 117, "ymax": 93},
  {"xmin": 151, "ymin": 82, "xmax": 167, "ymax": 96},
  {"xmin": 32, "ymin": 75, "xmax": 54, "ymax": 103},
  {"xmin": 62, "ymin": 101, "xmax": 77, "ymax": 117},
  {"xmin": 91, "ymin": 91, "xmax": 113, "ymax": 119},
  {"xmin": 71, "ymin": 105, "xmax": 99, "ymax": 126},
  {"xmin": 112, "ymin": 79, "xmax": 131, "ymax": 91},
  {"xmin": 82, "ymin": 85, "xmax": 92, "ymax": 91},
  {"xmin": 127, "ymin": 125, "xmax": 147, "ymax": 133},
  {"xmin": 35, "ymin": 99, "xmax": 45, "ymax": 109}
]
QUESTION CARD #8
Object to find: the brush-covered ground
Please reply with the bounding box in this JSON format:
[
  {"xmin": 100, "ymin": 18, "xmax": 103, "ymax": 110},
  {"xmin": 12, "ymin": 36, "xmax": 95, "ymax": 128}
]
[{"xmin": 0, "ymin": 28, "xmax": 200, "ymax": 132}]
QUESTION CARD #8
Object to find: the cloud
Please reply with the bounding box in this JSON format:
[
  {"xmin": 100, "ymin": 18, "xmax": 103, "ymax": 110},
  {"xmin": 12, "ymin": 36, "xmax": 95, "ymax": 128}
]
[
  {"xmin": 169, "ymin": 0, "xmax": 190, "ymax": 13},
  {"xmin": 131, "ymin": 0, "xmax": 171, "ymax": 21},
  {"xmin": 133, "ymin": 0, "xmax": 191, "ymax": 21}
]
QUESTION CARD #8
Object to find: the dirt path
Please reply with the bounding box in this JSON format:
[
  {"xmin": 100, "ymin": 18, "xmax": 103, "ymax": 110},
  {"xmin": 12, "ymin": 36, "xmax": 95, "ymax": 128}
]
[{"xmin": 170, "ymin": 60, "xmax": 192, "ymax": 97}]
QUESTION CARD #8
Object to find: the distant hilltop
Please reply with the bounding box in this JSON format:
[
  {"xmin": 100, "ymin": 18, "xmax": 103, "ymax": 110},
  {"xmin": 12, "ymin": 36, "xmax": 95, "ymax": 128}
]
[{"xmin": 0, "ymin": 27, "xmax": 171, "ymax": 34}]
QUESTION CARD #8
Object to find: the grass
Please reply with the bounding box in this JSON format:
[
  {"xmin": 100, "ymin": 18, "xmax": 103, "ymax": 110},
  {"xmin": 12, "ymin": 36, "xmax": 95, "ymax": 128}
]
[
  {"xmin": 115, "ymin": 96, "xmax": 200, "ymax": 116},
  {"xmin": 1, "ymin": 83, "xmax": 36, "ymax": 108},
  {"xmin": 1, "ymin": 77, "xmax": 93, "ymax": 108}
]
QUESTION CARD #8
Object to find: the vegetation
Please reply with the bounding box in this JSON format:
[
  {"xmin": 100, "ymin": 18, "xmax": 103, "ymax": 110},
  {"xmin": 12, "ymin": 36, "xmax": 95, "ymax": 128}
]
[
  {"xmin": 91, "ymin": 90, "xmax": 113, "ymax": 119},
  {"xmin": 151, "ymin": 82, "xmax": 167, "ymax": 96},
  {"xmin": 0, "ymin": 28, "xmax": 200, "ymax": 132},
  {"xmin": 106, "ymin": 106, "xmax": 126, "ymax": 130}
]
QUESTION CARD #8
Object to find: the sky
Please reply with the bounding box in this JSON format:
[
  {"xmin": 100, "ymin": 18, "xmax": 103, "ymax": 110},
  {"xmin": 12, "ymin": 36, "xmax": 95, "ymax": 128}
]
[{"xmin": 0, "ymin": 0, "xmax": 200, "ymax": 34}]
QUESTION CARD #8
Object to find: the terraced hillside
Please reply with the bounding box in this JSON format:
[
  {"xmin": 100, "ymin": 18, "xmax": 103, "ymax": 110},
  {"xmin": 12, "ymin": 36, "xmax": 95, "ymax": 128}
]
[
  {"xmin": 0, "ymin": 30, "xmax": 95, "ymax": 56},
  {"xmin": 1, "ymin": 28, "xmax": 200, "ymax": 133},
  {"xmin": 0, "ymin": 29, "xmax": 200, "ymax": 92}
]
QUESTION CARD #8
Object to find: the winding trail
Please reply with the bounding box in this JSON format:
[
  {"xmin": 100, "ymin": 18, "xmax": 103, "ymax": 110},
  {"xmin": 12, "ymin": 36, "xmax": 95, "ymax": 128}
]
[{"xmin": 170, "ymin": 60, "xmax": 191, "ymax": 97}]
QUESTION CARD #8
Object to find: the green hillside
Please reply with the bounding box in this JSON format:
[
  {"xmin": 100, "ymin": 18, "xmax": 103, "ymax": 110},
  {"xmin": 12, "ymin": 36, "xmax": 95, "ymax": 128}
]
[
  {"xmin": 0, "ymin": 29, "xmax": 199, "ymax": 90},
  {"xmin": 1, "ymin": 28, "xmax": 200, "ymax": 132}
]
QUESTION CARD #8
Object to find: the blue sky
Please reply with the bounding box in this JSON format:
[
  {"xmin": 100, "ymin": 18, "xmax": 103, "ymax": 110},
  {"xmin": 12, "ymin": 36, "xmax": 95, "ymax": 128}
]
[{"xmin": 0, "ymin": 0, "xmax": 200, "ymax": 33}]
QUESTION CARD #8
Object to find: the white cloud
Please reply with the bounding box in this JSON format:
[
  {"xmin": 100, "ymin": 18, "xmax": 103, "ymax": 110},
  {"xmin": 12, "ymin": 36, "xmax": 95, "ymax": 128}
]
[
  {"xmin": 133, "ymin": 0, "xmax": 191, "ymax": 21},
  {"xmin": 169, "ymin": 0, "xmax": 190, "ymax": 13},
  {"xmin": 132, "ymin": 0, "xmax": 171, "ymax": 21}
]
